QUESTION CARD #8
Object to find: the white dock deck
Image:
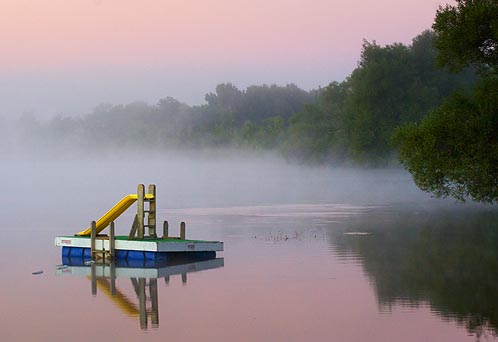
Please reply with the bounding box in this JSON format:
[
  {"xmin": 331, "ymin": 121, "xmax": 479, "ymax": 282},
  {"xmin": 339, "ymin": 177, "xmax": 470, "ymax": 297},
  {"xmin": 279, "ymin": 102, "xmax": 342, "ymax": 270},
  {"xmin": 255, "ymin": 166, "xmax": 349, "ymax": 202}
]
[{"xmin": 55, "ymin": 236, "xmax": 223, "ymax": 253}]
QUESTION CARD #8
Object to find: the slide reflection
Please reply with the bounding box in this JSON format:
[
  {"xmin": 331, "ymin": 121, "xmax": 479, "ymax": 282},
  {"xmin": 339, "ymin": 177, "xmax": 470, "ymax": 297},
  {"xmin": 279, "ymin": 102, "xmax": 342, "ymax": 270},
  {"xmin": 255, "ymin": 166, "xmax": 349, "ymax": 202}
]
[{"xmin": 57, "ymin": 254, "xmax": 224, "ymax": 329}]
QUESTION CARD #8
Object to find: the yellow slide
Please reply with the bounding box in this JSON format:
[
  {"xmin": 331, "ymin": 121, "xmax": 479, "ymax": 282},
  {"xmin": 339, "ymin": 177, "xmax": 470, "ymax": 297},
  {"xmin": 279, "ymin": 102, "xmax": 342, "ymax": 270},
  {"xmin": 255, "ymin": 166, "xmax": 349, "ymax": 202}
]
[{"xmin": 76, "ymin": 194, "xmax": 154, "ymax": 236}]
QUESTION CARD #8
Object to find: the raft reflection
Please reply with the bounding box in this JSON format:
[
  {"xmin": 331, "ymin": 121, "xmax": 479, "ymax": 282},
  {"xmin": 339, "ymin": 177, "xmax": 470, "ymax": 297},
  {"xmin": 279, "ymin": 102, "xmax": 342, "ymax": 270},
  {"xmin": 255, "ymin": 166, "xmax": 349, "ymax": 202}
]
[{"xmin": 57, "ymin": 254, "xmax": 224, "ymax": 330}]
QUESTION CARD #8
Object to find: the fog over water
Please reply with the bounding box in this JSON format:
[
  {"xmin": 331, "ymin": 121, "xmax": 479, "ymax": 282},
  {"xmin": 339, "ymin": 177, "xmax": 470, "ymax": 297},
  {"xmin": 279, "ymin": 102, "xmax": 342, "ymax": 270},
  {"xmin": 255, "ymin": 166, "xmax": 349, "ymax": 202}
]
[
  {"xmin": 1, "ymin": 124, "xmax": 496, "ymax": 341},
  {"xmin": 2, "ymin": 145, "xmax": 460, "ymax": 229}
]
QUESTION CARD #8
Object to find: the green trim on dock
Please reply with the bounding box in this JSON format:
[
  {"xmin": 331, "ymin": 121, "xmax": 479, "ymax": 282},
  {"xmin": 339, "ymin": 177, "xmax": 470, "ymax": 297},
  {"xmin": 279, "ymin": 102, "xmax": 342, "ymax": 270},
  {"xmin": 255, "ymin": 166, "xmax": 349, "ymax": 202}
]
[{"xmin": 65, "ymin": 235, "xmax": 216, "ymax": 243}]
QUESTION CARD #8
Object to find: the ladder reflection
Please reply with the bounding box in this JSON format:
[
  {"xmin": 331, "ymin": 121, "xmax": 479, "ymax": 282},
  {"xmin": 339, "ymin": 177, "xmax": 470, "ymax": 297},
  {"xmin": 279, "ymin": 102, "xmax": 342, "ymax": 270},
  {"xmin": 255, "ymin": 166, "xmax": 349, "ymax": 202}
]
[{"xmin": 57, "ymin": 254, "xmax": 224, "ymax": 329}]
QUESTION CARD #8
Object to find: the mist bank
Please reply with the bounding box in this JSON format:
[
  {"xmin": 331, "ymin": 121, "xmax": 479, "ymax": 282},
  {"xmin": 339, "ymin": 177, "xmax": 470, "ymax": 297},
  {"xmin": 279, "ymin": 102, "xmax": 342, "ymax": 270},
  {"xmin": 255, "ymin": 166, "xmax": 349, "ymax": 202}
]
[
  {"xmin": 5, "ymin": 30, "xmax": 475, "ymax": 166},
  {"xmin": 0, "ymin": 151, "xmax": 482, "ymax": 231}
]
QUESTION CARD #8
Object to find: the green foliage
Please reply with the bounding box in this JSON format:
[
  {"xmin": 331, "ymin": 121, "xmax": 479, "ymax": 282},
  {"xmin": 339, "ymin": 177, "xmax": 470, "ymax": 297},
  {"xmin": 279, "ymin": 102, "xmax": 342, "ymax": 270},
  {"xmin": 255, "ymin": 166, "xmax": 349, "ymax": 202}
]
[
  {"xmin": 283, "ymin": 82, "xmax": 347, "ymax": 162},
  {"xmin": 394, "ymin": 0, "xmax": 498, "ymax": 202},
  {"xmin": 433, "ymin": 0, "xmax": 498, "ymax": 74},
  {"xmin": 343, "ymin": 32, "xmax": 475, "ymax": 163},
  {"xmin": 285, "ymin": 30, "xmax": 475, "ymax": 165},
  {"xmin": 211, "ymin": 111, "xmax": 235, "ymax": 145},
  {"xmin": 204, "ymin": 83, "xmax": 314, "ymax": 125},
  {"xmin": 344, "ymin": 41, "xmax": 414, "ymax": 161},
  {"xmin": 200, "ymin": 83, "xmax": 314, "ymax": 147},
  {"xmin": 393, "ymin": 78, "xmax": 498, "ymax": 203}
]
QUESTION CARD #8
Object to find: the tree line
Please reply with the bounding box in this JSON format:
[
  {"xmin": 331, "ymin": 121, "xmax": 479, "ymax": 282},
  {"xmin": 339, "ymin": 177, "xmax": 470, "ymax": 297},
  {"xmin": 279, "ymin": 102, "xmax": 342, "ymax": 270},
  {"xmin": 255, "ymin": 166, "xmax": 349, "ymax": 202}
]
[
  {"xmin": 19, "ymin": 31, "xmax": 474, "ymax": 162},
  {"xmin": 18, "ymin": 83, "xmax": 317, "ymax": 152},
  {"xmin": 18, "ymin": 0, "xmax": 497, "ymax": 203}
]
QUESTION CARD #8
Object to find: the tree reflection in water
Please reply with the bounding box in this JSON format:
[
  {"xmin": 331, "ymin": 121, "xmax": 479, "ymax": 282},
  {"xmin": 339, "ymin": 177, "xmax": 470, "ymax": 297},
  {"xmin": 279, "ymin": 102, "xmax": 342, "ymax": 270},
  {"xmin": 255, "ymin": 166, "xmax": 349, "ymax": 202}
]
[{"xmin": 329, "ymin": 205, "xmax": 498, "ymax": 340}]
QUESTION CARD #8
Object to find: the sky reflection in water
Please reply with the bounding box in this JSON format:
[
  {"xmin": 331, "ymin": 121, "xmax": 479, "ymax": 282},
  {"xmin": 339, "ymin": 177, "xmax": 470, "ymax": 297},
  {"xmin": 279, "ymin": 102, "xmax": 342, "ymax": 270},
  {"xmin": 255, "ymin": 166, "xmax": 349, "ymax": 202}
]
[{"xmin": 0, "ymin": 159, "xmax": 496, "ymax": 341}]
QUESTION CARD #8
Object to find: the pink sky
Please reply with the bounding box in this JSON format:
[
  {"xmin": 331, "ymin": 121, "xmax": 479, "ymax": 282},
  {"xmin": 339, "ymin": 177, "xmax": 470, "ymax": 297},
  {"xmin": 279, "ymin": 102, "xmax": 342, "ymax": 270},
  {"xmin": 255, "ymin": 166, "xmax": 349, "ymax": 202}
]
[{"xmin": 0, "ymin": 0, "xmax": 451, "ymax": 117}]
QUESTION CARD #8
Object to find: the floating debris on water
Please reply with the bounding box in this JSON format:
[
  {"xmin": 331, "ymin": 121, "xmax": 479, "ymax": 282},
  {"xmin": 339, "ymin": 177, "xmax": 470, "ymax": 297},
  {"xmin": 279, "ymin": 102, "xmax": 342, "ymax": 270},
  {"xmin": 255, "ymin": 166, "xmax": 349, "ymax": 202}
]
[
  {"xmin": 32, "ymin": 271, "xmax": 43, "ymax": 275},
  {"xmin": 344, "ymin": 232, "xmax": 371, "ymax": 236},
  {"xmin": 55, "ymin": 265, "xmax": 68, "ymax": 270},
  {"xmin": 84, "ymin": 260, "xmax": 95, "ymax": 265}
]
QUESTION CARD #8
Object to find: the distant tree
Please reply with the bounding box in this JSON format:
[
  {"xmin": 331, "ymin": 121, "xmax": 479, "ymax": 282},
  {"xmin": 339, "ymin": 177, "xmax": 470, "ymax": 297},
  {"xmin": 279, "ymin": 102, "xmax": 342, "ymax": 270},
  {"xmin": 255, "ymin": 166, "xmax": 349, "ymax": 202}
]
[
  {"xmin": 342, "ymin": 31, "xmax": 475, "ymax": 163},
  {"xmin": 211, "ymin": 111, "xmax": 235, "ymax": 145},
  {"xmin": 393, "ymin": 0, "xmax": 498, "ymax": 203},
  {"xmin": 242, "ymin": 84, "xmax": 315, "ymax": 123},
  {"xmin": 258, "ymin": 116, "xmax": 285, "ymax": 148},
  {"xmin": 283, "ymin": 82, "xmax": 347, "ymax": 162},
  {"xmin": 205, "ymin": 83, "xmax": 243, "ymax": 111},
  {"xmin": 200, "ymin": 83, "xmax": 316, "ymax": 147},
  {"xmin": 156, "ymin": 97, "xmax": 194, "ymax": 146},
  {"xmin": 237, "ymin": 120, "xmax": 258, "ymax": 147},
  {"xmin": 345, "ymin": 40, "xmax": 423, "ymax": 162},
  {"xmin": 285, "ymin": 30, "xmax": 474, "ymax": 165}
]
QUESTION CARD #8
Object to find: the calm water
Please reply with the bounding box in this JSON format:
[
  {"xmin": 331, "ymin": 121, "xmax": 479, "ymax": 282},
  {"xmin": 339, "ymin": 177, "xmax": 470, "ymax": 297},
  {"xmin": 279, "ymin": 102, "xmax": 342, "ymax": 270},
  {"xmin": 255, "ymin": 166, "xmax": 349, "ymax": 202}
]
[{"xmin": 0, "ymin": 155, "xmax": 497, "ymax": 341}]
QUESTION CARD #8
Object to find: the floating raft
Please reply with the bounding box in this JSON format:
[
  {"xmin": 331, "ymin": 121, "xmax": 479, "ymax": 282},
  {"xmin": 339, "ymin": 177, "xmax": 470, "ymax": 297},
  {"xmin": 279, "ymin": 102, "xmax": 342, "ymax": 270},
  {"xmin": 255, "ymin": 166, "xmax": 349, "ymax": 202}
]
[
  {"xmin": 55, "ymin": 184, "xmax": 224, "ymax": 262},
  {"xmin": 55, "ymin": 235, "xmax": 223, "ymax": 260}
]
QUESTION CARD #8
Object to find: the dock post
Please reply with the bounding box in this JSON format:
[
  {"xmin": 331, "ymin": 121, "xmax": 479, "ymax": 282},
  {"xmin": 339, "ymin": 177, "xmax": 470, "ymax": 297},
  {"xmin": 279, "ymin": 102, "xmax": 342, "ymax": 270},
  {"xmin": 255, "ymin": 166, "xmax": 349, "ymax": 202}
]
[
  {"xmin": 137, "ymin": 184, "xmax": 145, "ymax": 239},
  {"xmin": 148, "ymin": 184, "xmax": 156, "ymax": 237},
  {"xmin": 109, "ymin": 221, "xmax": 115, "ymax": 260},
  {"xmin": 91, "ymin": 221, "xmax": 96, "ymax": 260},
  {"xmin": 180, "ymin": 222, "xmax": 186, "ymax": 240},
  {"xmin": 163, "ymin": 221, "xmax": 168, "ymax": 238}
]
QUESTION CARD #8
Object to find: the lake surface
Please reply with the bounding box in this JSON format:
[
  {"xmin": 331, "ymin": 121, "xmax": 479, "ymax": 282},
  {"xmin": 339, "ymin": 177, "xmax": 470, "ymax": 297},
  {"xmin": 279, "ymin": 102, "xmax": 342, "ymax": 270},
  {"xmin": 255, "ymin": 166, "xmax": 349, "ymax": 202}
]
[{"xmin": 0, "ymin": 155, "xmax": 497, "ymax": 341}]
